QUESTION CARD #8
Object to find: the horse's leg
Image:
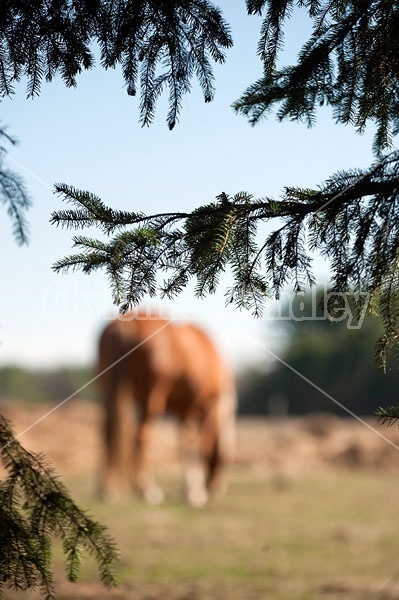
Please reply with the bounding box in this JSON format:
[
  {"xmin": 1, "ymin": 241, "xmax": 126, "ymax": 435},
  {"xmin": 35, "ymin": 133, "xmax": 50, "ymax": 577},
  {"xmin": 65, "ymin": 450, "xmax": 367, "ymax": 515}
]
[
  {"xmin": 180, "ymin": 418, "xmax": 209, "ymax": 507},
  {"xmin": 203, "ymin": 390, "xmax": 237, "ymax": 494},
  {"xmin": 200, "ymin": 404, "xmax": 222, "ymax": 493},
  {"xmin": 133, "ymin": 384, "xmax": 168, "ymax": 505}
]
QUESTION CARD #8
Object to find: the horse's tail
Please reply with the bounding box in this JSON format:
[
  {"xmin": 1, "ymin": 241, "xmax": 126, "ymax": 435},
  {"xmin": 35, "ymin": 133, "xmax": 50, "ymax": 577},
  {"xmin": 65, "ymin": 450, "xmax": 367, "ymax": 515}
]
[{"xmin": 97, "ymin": 324, "xmax": 136, "ymax": 499}]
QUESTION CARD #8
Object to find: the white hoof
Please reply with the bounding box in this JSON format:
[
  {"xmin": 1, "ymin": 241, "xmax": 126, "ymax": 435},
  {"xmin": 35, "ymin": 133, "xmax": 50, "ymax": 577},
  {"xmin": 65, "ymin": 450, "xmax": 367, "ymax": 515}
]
[
  {"xmin": 187, "ymin": 487, "xmax": 209, "ymax": 508},
  {"xmin": 143, "ymin": 484, "xmax": 165, "ymax": 506},
  {"xmin": 98, "ymin": 484, "xmax": 123, "ymax": 503}
]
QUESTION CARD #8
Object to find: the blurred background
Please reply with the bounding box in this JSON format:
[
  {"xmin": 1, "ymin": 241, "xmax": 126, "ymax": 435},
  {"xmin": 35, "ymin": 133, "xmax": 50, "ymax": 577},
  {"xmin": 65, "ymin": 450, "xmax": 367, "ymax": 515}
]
[{"xmin": 1, "ymin": 289, "xmax": 398, "ymax": 418}]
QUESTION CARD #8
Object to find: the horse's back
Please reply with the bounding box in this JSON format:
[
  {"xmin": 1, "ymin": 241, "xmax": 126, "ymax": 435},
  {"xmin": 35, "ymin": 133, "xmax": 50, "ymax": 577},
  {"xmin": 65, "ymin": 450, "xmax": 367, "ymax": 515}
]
[
  {"xmin": 98, "ymin": 314, "xmax": 182, "ymax": 391},
  {"xmin": 169, "ymin": 322, "xmax": 234, "ymax": 414},
  {"xmin": 98, "ymin": 313, "xmax": 234, "ymax": 418}
]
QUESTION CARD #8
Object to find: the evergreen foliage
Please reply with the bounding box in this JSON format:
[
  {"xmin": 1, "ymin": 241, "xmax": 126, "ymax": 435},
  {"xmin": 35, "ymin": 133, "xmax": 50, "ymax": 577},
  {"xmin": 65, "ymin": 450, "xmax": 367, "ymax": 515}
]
[
  {"xmin": 52, "ymin": 150, "xmax": 399, "ymax": 364},
  {"xmin": 2, "ymin": 4, "xmax": 399, "ymax": 587},
  {"xmin": 3, "ymin": 3, "xmax": 399, "ymax": 424},
  {"xmin": 47, "ymin": 2, "xmax": 399, "ymax": 377},
  {"xmin": 3, "ymin": 1, "xmax": 399, "ymax": 341},
  {"xmin": 237, "ymin": 0, "xmax": 399, "ymax": 156},
  {"xmin": 0, "ymin": 127, "xmax": 31, "ymax": 245},
  {"xmin": 376, "ymin": 405, "xmax": 399, "ymax": 427},
  {"xmin": 0, "ymin": 0, "xmax": 232, "ymax": 130},
  {"xmin": 0, "ymin": 416, "xmax": 118, "ymax": 599}
]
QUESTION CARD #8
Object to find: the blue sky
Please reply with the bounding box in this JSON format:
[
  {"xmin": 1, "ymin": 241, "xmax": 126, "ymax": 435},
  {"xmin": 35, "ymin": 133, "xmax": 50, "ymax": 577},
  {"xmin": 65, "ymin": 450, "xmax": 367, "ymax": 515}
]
[{"xmin": 1, "ymin": 2, "xmax": 376, "ymax": 371}]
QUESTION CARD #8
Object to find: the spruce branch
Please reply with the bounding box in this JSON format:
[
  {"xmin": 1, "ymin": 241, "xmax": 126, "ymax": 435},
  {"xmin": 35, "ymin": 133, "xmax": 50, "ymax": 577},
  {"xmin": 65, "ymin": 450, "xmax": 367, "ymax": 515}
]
[
  {"xmin": 0, "ymin": 1, "xmax": 232, "ymax": 129},
  {"xmin": 376, "ymin": 406, "xmax": 399, "ymax": 427},
  {"xmin": 0, "ymin": 416, "xmax": 119, "ymax": 597},
  {"xmin": 52, "ymin": 150, "xmax": 399, "ymax": 365},
  {"xmin": 235, "ymin": 0, "xmax": 399, "ymax": 155},
  {"xmin": 0, "ymin": 126, "xmax": 31, "ymax": 245}
]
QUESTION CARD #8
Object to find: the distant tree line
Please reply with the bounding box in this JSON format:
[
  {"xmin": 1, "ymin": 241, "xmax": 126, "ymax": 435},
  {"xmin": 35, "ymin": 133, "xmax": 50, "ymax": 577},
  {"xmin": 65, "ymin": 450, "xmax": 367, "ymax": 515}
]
[
  {"xmin": 3, "ymin": 311, "xmax": 396, "ymax": 417},
  {"xmin": 0, "ymin": 365, "xmax": 96, "ymax": 404},
  {"xmin": 237, "ymin": 292, "xmax": 399, "ymax": 417}
]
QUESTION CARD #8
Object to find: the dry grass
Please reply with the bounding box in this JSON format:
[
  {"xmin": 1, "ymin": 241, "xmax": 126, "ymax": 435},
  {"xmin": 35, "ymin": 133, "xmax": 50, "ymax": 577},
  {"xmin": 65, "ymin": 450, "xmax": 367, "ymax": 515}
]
[
  {"xmin": 5, "ymin": 468, "xmax": 399, "ymax": 600},
  {"xmin": 3, "ymin": 401, "xmax": 399, "ymax": 599}
]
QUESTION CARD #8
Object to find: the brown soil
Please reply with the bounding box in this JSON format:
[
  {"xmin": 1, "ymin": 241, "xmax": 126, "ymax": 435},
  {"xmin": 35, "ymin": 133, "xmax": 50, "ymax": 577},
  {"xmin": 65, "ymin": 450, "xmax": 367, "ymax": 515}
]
[{"xmin": 1, "ymin": 398, "xmax": 399, "ymax": 476}]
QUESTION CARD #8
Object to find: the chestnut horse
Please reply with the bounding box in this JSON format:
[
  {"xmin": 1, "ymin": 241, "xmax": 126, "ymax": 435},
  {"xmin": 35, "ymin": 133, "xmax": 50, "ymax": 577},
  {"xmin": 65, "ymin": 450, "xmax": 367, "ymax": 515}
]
[{"xmin": 97, "ymin": 313, "xmax": 236, "ymax": 506}]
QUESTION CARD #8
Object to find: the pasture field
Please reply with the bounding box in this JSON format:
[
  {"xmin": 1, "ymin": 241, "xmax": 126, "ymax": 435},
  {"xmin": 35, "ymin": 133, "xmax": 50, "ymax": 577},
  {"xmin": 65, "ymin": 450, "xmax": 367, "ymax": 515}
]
[
  {"xmin": 2, "ymin": 401, "xmax": 399, "ymax": 599},
  {"xmin": 6, "ymin": 469, "xmax": 399, "ymax": 600}
]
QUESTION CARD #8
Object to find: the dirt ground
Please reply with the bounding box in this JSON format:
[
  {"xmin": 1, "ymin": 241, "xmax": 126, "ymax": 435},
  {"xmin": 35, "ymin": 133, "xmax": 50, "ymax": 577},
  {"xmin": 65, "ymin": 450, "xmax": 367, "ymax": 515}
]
[{"xmin": 1, "ymin": 398, "xmax": 399, "ymax": 477}]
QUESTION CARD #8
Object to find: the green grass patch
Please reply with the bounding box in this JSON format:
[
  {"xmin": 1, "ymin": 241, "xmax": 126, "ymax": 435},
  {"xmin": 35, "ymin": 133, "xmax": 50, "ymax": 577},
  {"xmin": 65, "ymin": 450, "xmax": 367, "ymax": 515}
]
[{"xmin": 6, "ymin": 468, "xmax": 399, "ymax": 599}]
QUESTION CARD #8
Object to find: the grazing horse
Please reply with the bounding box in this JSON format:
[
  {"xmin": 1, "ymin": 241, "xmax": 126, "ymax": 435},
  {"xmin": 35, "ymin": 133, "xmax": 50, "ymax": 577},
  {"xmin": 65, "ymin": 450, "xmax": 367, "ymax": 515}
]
[{"xmin": 97, "ymin": 312, "xmax": 236, "ymax": 506}]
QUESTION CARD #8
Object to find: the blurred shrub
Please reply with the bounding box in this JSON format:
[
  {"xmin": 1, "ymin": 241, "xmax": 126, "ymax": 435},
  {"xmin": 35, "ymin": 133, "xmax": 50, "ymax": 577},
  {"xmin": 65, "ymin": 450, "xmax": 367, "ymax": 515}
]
[
  {"xmin": 0, "ymin": 365, "xmax": 97, "ymax": 403},
  {"xmin": 237, "ymin": 291, "xmax": 399, "ymax": 416}
]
